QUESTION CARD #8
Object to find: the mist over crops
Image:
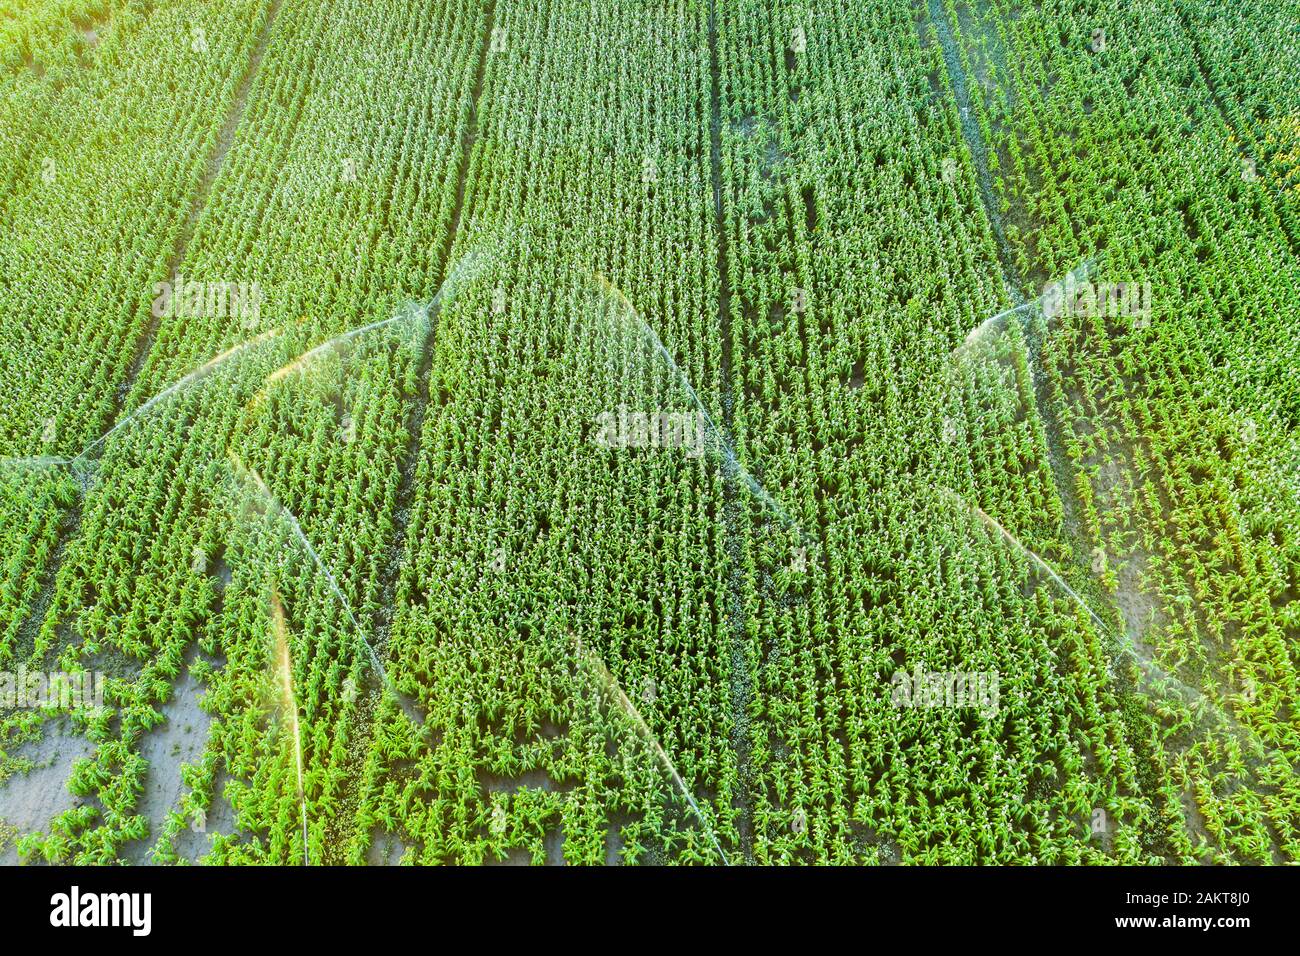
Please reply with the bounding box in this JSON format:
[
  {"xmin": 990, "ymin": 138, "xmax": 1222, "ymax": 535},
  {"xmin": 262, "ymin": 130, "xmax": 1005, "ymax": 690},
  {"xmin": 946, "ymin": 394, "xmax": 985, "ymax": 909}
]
[{"xmin": 0, "ymin": 0, "xmax": 1296, "ymax": 866}]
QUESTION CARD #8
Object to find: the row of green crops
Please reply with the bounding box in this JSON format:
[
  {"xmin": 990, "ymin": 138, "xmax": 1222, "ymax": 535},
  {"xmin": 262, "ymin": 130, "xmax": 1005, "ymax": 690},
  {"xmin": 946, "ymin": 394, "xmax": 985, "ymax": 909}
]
[
  {"xmin": 944, "ymin": 0, "xmax": 1299, "ymax": 862},
  {"xmin": 4, "ymin": 0, "xmax": 493, "ymax": 864},
  {"xmin": 349, "ymin": 0, "xmax": 735, "ymax": 865},
  {"xmin": 708, "ymin": 0, "xmax": 1154, "ymax": 863},
  {"xmin": 0, "ymin": 0, "xmax": 270, "ymax": 455},
  {"xmin": 0, "ymin": 0, "xmax": 267, "ymax": 765}
]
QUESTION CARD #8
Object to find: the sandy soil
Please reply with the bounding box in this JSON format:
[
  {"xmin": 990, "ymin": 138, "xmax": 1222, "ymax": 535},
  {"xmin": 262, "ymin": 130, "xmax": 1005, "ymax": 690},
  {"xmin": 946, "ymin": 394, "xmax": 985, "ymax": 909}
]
[{"xmin": 0, "ymin": 715, "xmax": 97, "ymax": 865}]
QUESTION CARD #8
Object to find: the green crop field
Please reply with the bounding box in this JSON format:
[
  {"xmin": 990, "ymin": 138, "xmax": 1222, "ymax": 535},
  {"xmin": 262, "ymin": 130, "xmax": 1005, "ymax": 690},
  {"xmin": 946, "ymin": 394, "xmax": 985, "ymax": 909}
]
[{"xmin": 0, "ymin": 0, "xmax": 1296, "ymax": 867}]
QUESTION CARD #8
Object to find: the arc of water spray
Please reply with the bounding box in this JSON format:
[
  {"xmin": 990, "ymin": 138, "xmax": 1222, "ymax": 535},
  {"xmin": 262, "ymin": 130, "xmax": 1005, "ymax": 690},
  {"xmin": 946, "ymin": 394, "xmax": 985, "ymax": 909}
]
[
  {"xmin": 221, "ymin": 242, "xmax": 736, "ymax": 858},
  {"xmin": 245, "ymin": 248, "xmax": 490, "ymax": 415},
  {"xmin": 227, "ymin": 324, "xmax": 457, "ymax": 700},
  {"xmin": 952, "ymin": 255, "xmax": 1100, "ymax": 360},
  {"xmin": 569, "ymin": 631, "xmax": 731, "ymax": 864},
  {"xmin": 231, "ymin": 243, "xmax": 1300, "ymax": 851},
  {"xmin": 574, "ymin": 276, "xmax": 1132, "ymax": 688},
  {"xmin": 583, "ymin": 270, "xmax": 811, "ymax": 542},
  {"xmin": 221, "ymin": 245, "xmax": 506, "ymax": 733},
  {"xmin": 943, "ymin": 490, "xmax": 1109, "ymax": 632},
  {"xmin": 567, "ymin": 301, "xmax": 1241, "ymax": 753},
  {"xmin": 0, "ymin": 299, "xmax": 444, "ymax": 724},
  {"xmin": 0, "ymin": 247, "xmax": 497, "ymax": 855},
  {"xmin": 0, "ymin": 236, "xmax": 694, "ymax": 866},
  {"xmin": 225, "ymin": 448, "xmax": 438, "ymax": 735},
  {"xmin": 218, "ymin": 302, "xmax": 450, "ymax": 861},
  {"xmin": 587, "ymin": 259, "xmax": 1288, "ymax": 771},
  {"xmin": 582, "ymin": 254, "xmax": 1094, "ymax": 521},
  {"xmin": 0, "ymin": 238, "xmax": 492, "ymax": 477},
  {"xmin": 15, "ymin": 234, "xmax": 1268, "ymax": 860},
  {"xmin": 226, "ymin": 453, "xmax": 370, "ymax": 645},
  {"xmin": 942, "ymin": 488, "xmax": 1235, "ymax": 715},
  {"xmin": 567, "ymin": 255, "xmax": 1298, "ymax": 786},
  {"xmin": 259, "ymin": 307, "xmax": 425, "ymax": 395},
  {"xmin": 942, "ymin": 482, "xmax": 1285, "ymax": 764},
  {"xmin": 938, "ymin": 260, "xmax": 1292, "ymax": 768},
  {"xmin": 0, "ymin": 321, "xmax": 306, "ymax": 477},
  {"xmin": 74, "ymin": 324, "xmax": 300, "ymax": 466}
]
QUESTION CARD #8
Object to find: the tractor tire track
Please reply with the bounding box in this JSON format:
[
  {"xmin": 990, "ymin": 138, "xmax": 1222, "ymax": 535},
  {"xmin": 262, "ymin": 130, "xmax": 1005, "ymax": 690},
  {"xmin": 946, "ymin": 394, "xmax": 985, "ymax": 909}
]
[
  {"xmin": 924, "ymin": 0, "xmax": 1021, "ymax": 307},
  {"xmin": 707, "ymin": 0, "xmax": 755, "ymax": 865},
  {"xmin": 120, "ymin": 0, "xmax": 287, "ymax": 418},
  {"xmin": 339, "ymin": 0, "xmax": 497, "ymax": 863},
  {"xmin": 924, "ymin": 0, "xmax": 1215, "ymax": 861},
  {"xmin": 370, "ymin": 0, "xmax": 496, "ymax": 667}
]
